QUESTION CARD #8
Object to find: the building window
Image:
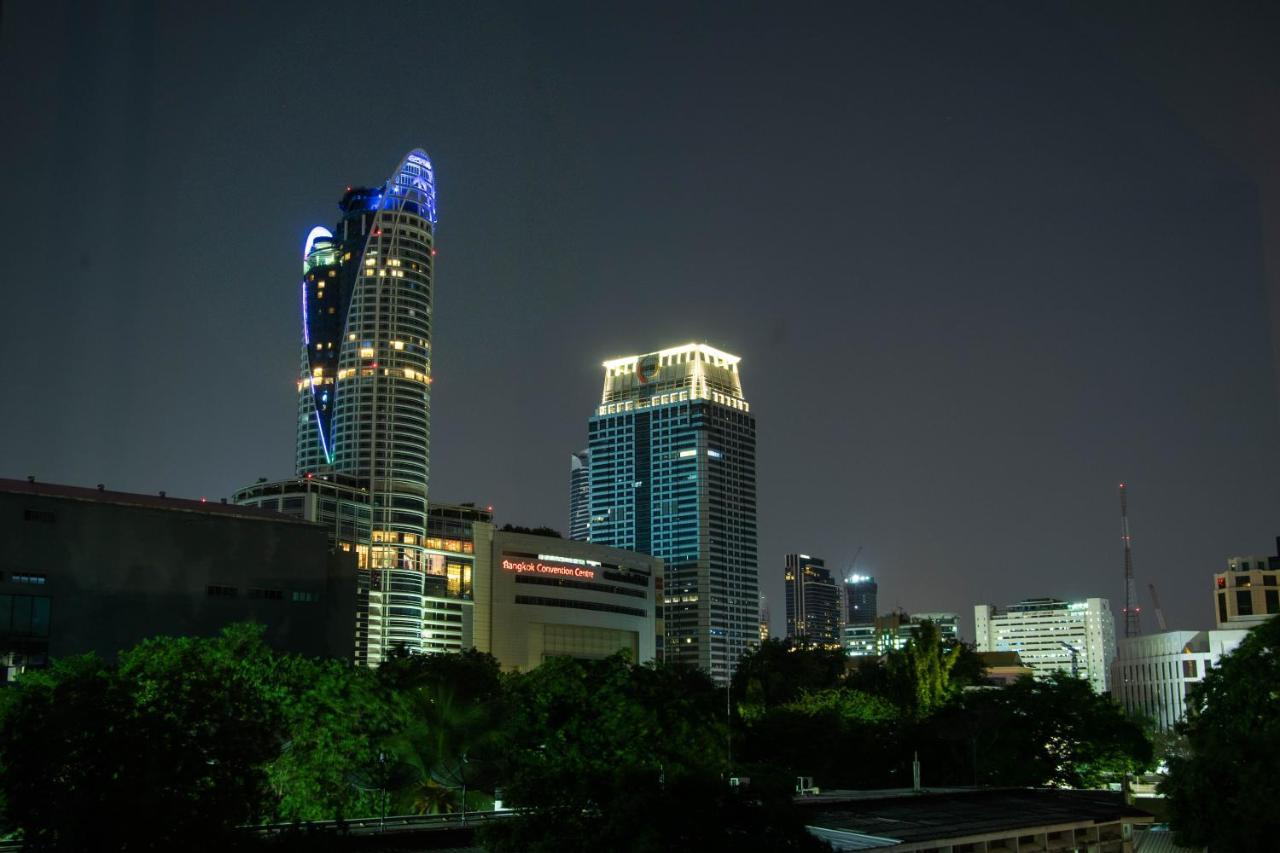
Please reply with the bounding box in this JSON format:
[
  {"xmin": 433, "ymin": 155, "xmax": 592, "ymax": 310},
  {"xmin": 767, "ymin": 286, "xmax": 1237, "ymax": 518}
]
[
  {"xmin": 1218, "ymin": 593, "xmax": 1228, "ymax": 624},
  {"xmin": 0, "ymin": 594, "xmax": 52, "ymax": 637},
  {"xmin": 206, "ymin": 585, "xmax": 238, "ymax": 598},
  {"xmin": 247, "ymin": 588, "xmax": 284, "ymax": 601},
  {"xmin": 1236, "ymin": 590, "xmax": 1253, "ymax": 616},
  {"xmin": 11, "ymin": 574, "xmax": 46, "ymax": 585},
  {"xmin": 1236, "ymin": 575, "xmax": 1252, "ymax": 587},
  {"xmin": 1265, "ymin": 574, "xmax": 1277, "ymax": 587},
  {"xmin": 1266, "ymin": 590, "xmax": 1279, "ymax": 615},
  {"xmin": 1182, "ymin": 659, "xmax": 1198, "ymax": 678},
  {"xmin": 291, "ymin": 591, "xmax": 320, "ymax": 603},
  {"xmin": 22, "ymin": 509, "xmax": 55, "ymax": 523}
]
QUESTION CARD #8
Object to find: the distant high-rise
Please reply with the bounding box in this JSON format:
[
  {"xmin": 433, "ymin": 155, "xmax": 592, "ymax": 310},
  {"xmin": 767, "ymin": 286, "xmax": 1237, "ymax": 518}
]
[
  {"xmin": 569, "ymin": 450, "xmax": 590, "ymax": 541},
  {"xmin": 844, "ymin": 573, "xmax": 877, "ymax": 626},
  {"xmin": 237, "ymin": 149, "xmax": 439, "ymax": 667},
  {"xmin": 843, "ymin": 611, "xmax": 959, "ymax": 658},
  {"xmin": 784, "ymin": 554, "xmax": 841, "ymax": 647},
  {"xmin": 974, "ymin": 598, "xmax": 1116, "ymax": 694},
  {"xmin": 1213, "ymin": 552, "xmax": 1280, "ymax": 628},
  {"xmin": 586, "ymin": 343, "xmax": 758, "ymax": 683}
]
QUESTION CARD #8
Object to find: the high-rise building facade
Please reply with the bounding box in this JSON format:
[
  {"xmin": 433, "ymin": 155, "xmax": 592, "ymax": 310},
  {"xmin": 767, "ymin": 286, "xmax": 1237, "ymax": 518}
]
[
  {"xmin": 784, "ymin": 554, "xmax": 841, "ymax": 647},
  {"xmin": 973, "ymin": 598, "xmax": 1116, "ymax": 694},
  {"xmin": 585, "ymin": 343, "xmax": 758, "ymax": 683},
  {"xmin": 569, "ymin": 450, "xmax": 590, "ymax": 541},
  {"xmin": 236, "ymin": 149, "xmax": 439, "ymax": 666},
  {"xmin": 844, "ymin": 573, "xmax": 878, "ymax": 626},
  {"xmin": 1213, "ymin": 554, "xmax": 1280, "ymax": 629}
]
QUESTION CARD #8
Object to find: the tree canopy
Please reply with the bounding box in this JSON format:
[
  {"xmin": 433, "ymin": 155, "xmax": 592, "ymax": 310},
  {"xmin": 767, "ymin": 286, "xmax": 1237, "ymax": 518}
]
[
  {"xmin": 0, "ymin": 625, "xmax": 284, "ymax": 850},
  {"xmin": 1162, "ymin": 617, "xmax": 1280, "ymax": 851},
  {"xmin": 0, "ymin": 621, "xmax": 1160, "ymax": 851}
]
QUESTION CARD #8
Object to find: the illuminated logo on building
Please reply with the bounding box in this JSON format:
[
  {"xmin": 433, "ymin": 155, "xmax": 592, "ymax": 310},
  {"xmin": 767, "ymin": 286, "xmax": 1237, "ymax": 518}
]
[
  {"xmin": 637, "ymin": 355, "xmax": 660, "ymax": 384},
  {"xmin": 501, "ymin": 554, "xmax": 597, "ymax": 580}
]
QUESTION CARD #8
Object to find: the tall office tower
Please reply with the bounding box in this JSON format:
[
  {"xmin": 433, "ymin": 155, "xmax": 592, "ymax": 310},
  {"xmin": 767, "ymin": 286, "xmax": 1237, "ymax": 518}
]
[
  {"xmin": 974, "ymin": 598, "xmax": 1116, "ymax": 694},
  {"xmin": 784, "ymin": 554, "xmax": 841, "ymax": 647},
  {"xmin": 569, "ymin": 450, "xmax": 590, "ymax": 541},
  {"xmin": 239, "ymin": 149, "xmax": 438, "ymax": 667},
  {"xmin": 844, "ymin": 573, "xmax": 878, "ymax": 626},
  {"xmin": 586, "ymin": 343, "xmax": 758, "ymax": 684},
  {"xmin": 759, "ymin": 594, "xmax": 771, "ymax": 642}
]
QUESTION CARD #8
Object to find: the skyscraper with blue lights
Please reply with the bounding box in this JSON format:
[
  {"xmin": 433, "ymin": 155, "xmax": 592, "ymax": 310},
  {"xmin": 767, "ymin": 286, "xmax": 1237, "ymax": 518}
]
[
  {"xmin": 238, "ymin": 149, "xmax": 439, "ymax": 667},
  {"xmin": 585, "ymin": 343, "xmax": 758, "ymax": 683}
]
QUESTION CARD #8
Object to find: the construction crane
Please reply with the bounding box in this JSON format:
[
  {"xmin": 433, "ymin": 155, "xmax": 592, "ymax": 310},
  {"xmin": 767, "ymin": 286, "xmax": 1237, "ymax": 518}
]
[
  {"xmin": 1148, "ymin": 583, "xmax": 1168, "ymax": 632},
  {"xmin": 845, "ymin": 545, "xmax": 864, "ymax": 583},
  {"xmin": 1119, "ymin": 483, "xmax": 1141, "ymax": 638}
]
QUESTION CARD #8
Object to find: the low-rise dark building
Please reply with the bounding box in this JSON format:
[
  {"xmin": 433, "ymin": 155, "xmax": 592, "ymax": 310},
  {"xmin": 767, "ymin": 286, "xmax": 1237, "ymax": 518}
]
[
  {"xmin": 798, "ymin": 788, "xmax": 1153, "ymax": 851},
  {"xmin": 1, "ymin": 478, "xmax": 356, "ymax": 680}
]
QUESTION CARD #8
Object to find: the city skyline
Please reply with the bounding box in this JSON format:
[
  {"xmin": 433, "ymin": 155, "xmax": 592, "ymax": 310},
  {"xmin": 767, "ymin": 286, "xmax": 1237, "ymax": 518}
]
[{"xmin": 4, "ymin": 3, "xmax": 1280, "ymax": 641}]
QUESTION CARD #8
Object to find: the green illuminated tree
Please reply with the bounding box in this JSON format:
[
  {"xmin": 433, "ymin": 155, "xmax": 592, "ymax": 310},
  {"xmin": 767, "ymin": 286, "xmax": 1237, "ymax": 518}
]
[
  {"xmin": 377, "ymin": 649, "xmax": 505, "ymax": 814},
  {"xmin": 265, "ymin": 655, "xmax": 408, "ymax": 822},
  {"xmin": 1162, "ymin": 617, "xmax": 1280, "ymax": 851},
  {"xmin": 0, "ymin": 626, "xmax": 283, "ymax": 851},
  {"xmin": 883, "ymin": 619, "xmax": 963, "ymax": 715}
]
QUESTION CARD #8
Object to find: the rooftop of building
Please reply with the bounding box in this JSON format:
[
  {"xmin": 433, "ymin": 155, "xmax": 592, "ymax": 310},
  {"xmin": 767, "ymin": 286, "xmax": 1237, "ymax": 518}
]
[
  {"xmin": 1, "ymin": 477, "xmax": 309, "ymax": 524},
  {"xmin": 980, "ymin": 597, "xmax": 1106, "ymax": 614},
  {"xmin": 797, "ymin": 788, "xmax": 1152, "ymax": 848},
  {"xmin": 976, "ymin": 650, "xmax": 1028, "ymax": 668},
  {"xmin": 1221, "ymin": 554, "xmax": 1278, "ymax": 571},
  {"xmin": 601, "ymin": 342, "xmax": 740, "ymax": 369}
]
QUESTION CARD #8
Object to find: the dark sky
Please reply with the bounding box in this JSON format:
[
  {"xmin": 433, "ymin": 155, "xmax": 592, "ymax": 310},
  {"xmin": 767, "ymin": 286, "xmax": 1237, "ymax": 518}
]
[{"xmin": 4, "ymin": 1, "xmax": 1279, "ymax": 639}]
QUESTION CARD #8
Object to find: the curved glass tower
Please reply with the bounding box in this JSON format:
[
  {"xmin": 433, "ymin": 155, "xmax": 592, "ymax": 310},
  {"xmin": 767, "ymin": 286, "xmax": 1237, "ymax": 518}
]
[{"xmin": 294, "ymin": 149, "xmax": 438, "ymax": 663}]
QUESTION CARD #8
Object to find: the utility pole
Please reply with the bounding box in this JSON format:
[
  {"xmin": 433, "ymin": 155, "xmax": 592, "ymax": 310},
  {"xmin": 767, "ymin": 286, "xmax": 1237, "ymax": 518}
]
[{"xmin": 1119, "ymin": 483, "xmax": 1141, "ymax": 638}]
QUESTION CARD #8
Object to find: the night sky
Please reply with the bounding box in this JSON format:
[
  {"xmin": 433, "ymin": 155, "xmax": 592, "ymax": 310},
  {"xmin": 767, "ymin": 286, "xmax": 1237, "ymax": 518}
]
[{"xmin": 4, "ymin": 2, "xmax": 1279, "ymax": 639}]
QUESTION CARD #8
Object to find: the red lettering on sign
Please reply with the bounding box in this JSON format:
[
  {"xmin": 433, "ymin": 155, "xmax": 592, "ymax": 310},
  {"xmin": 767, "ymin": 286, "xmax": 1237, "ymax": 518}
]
[{"xmin": 501, "ymin": 557, "xmax": 596, "ymax": 581}]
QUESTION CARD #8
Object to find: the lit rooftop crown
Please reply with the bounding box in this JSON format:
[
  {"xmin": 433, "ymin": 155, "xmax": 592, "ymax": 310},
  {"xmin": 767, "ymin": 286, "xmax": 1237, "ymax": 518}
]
[{"xmin": 598, "ymin": 343, "xmax": 748, "ymax": 414}]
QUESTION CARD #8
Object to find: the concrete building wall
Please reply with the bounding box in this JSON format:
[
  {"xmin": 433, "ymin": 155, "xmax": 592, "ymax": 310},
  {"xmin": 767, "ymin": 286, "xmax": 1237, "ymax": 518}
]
[
  {"xmin": 1, "ymin": 480, "xmax": 356, "ymax": 675},
  {"xmin": 472, "ymin": 528, "xmax": 659, "ymax": 671},
  {"xmin": 1113, "ymin": 628, "xmax": 1249, "ymax": 730}
]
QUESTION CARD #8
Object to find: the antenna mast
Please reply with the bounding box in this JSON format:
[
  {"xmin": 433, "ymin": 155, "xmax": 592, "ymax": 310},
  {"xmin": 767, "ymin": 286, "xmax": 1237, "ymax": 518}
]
[{"xmin": 1119, "ymin": 483, "xmax": 1141, "ymax": 638}]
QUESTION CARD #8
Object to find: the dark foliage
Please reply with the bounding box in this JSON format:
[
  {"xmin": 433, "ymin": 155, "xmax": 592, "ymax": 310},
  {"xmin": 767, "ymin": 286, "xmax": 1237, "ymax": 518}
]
[
  {"xmin": 498, "ymin": 524, "xmax": 564, "ymax": 538},
  {"xmin": 480, "ymin": 653, "xmax": 827, "ymax": 852},
  {"xmin": 0, "ymin": 626, "xmax": 283, "ymax": 851},
  {"xmin": 1161, "ymin": 617, "xmax": 1280, "ymax": 851},
  {"xmin": 731, "ymin": 638, "xmax": 846, "ymax": 715}
]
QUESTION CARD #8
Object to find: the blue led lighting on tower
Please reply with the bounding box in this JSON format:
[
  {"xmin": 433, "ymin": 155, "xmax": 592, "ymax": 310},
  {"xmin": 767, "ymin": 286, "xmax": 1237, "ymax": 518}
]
[
  {"xmin": 285, "ymin": 149, "xmax": 438, "ymax": 665},
  {"xmin": 585, "ymin": 343, "xmax": 758, "ymax": 684}
]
